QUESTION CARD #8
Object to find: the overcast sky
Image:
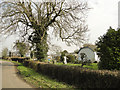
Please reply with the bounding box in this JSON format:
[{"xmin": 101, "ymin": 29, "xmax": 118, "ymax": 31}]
[
  {"xmin": 87, "ymin": 0, "xmax": 119, "ymax": 43},
  {"xmin": 0, "ymin": 0, "xmax": 120, "ymax": 53}
]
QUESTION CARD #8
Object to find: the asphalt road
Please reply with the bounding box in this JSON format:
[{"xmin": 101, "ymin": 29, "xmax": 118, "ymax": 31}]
[{"xmin": 2, "ymin": 61, "xmax": 34, "ymax": 88}]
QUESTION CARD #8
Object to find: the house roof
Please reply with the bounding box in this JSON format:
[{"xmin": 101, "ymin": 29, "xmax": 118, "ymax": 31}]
[{"xmin": 78, "ymin": 47, "xmax": 94, "ymax": 54}]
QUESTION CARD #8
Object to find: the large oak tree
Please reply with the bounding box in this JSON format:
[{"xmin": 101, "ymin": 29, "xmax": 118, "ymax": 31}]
[{"xmin": 0, "ymin": 0, "xmax": 89, "ymax": 61}]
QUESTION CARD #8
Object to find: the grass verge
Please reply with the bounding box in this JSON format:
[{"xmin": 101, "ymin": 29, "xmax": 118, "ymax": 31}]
[{"xmin": 17, "ymin": 65, "xmax": 75, "ymax": 88}]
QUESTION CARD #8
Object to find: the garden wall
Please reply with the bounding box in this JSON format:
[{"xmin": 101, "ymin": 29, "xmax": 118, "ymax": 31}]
[{"xmin": 23, "ymin": 60, "xmax": 120, "ymax": 88}]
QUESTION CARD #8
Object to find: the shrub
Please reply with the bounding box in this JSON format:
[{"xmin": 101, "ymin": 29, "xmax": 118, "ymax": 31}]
[
  {"xmin": 23, "ymin": 60, "xmax": 30, "ymax": 67},
  {"xmin": 55, "ymin": 56, "xmax": 61, "ymax": 62},
  {"xmin": 96, "ymin": 27, "xmax": 120, "ymax": 70},
  {"xmin": 28, "ymin": 61, "xmax": 38, "ymax": 71},
  {"xmin": 11, "ymin": 57, "xmax": 30, "ymax": 63},
  {"xmin": 66, "ymin": 54, "xmax": 75, "ymax": 63}
]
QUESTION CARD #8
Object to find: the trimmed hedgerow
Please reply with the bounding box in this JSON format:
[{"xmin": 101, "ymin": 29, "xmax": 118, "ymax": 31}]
[
  {"xmin": 11, "ymin": 57, "xmax": 30, "ymax": 63},
  {"xmin": 23, "ymin": 60, "xmax": 120, "ymax": 88}
]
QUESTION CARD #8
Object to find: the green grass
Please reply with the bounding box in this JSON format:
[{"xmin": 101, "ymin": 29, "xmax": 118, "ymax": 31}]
[
  {"xmin": 83, "ymin": 63, "xmax": 98, "ymax": 70},
  {"xmin": 17, "ymin": 65, "xmax": 75, "ymax": 88},
  {"xmin": 11, "ymin": 61, "xmax": 23, "ymax": 66},
  {"xmin": 55, "ymin": 63, "xmax": 98, "ymax": 70}
]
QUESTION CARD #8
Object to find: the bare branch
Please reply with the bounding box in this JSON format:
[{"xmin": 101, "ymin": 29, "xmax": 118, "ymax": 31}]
[{"xmin": 0, "ymin": 0, "xmax": 89, "ymax": 46}]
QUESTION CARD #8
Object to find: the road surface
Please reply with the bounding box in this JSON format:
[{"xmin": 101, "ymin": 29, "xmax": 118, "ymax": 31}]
[{"xmin": 2, "ymin": 61, "xmax": 34, "ymax": 88}]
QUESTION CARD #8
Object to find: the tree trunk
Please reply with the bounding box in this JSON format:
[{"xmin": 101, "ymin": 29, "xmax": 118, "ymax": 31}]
[{"xmin": 33, "ymin": 28, "xmax": 48, "ymax": 61}]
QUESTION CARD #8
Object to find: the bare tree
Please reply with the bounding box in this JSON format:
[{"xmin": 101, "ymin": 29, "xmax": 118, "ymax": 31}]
[
  {"xmin": 2, "ymin": 47, "xmax": 8, "ymax": 59},
  {"xmin": 0, "ymin": 0, "xmax": 89, "ymax": 61},
  {"xmin": 49, "ymin": 44, "xmax": 62, "ymax": 56}
]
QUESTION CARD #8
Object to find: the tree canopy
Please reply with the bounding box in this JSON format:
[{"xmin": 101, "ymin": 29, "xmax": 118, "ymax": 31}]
[
  {"xmin": 14, "ymin": 40, "xmax": 29, "ymax": 57},
  {"xmin": 96, "ymin": 27, "xmax": 120, "ymax": 70},
  {"xmin": 2, "ymin": 47, "xmax": 8, "ymax": 59},
  {"xmin": 0, "ymin": 0, "xmax": 89, "ymax": 61}
]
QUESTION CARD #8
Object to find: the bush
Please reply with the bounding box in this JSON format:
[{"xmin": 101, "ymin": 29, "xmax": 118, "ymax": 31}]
[
  {"xmin": 66, "ymin": 54, "xmax": 75, "ymax": 63},
  {"xmin": 55, "ymin": 56, "xmax": 61, "ymax": 62},
  {"xmin": 28, "ymin": 61, "xmax": 38, "ymax": 71},
  {"xmin": 96, "ymin": 27, "xmax": 120, "ymax": 70},
  {"xmin": 11, "ymin": 57, "xmax": 30, "ymax": 63},
  {"xmin": 22, "ymin": 60, "xmax": 120, "ymax": 88}
]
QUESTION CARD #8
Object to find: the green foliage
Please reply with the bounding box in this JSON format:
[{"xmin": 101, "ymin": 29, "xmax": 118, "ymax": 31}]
[
  {"xmin": 66, "ymin": 54, "xmax": 75, "ymax": 63},
  {"xmin": 35, "ymin": 43, "xmax": 48, "ymax": 61},
  {"xmin": 96, "ymin": 27, "xmax": 120, "ymax": 70},
  {"xmin": 11, "ymin": 57, "xmax": 30, "ymax": 63},
  {"xmin": 29, "ymin": 31, "xmax": 48, "ymax": 61},
  {"xmin": 2, "ymin": 48, "xmax": 8, "ymax": 59},
  {"xmin": 14, "ymin": 40, "xmax": 29, "ymax": 57},
  {"xmin": 55, "ymin": 56, "xmax": 61, "ymax": 62}
]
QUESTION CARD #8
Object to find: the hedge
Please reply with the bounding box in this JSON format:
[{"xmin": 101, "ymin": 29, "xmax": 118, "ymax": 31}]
[
  {"xmin": 23, "ymin": 60, "xmax": 120, "ymax": 88},
  {"xmin": 11, "ymin": 57, "xmax": 30, "ymax": 63}
]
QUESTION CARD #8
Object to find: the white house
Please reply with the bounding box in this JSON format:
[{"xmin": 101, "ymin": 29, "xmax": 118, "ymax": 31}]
[{"xmin": 78, "ymin": 47, "xmax": 99, "ymax": 62}]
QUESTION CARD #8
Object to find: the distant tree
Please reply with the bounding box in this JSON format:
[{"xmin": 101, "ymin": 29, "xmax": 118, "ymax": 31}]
[
  {"xmin": 63, "ymin": 50, "xmax": 68, "ymax": 54},
  {"xmin": 2, "ymin": 48, "xmax": 8, "ymax": 59},
  {"xmin": 49, "ymin": 44, "xmax": 62, "ymax": 56},
  {"xmin": 14, "ymin": 40, "xmax": 29, "ymax": 57},
  {"xmin": 55, "ymin": 56, "xmax": 61, "ymax": 62},
  {"xmin": 74, "ymin": 49, "xmax": 79, "ymax": 54},
  {"xmin": 96, "ymin": 27, "xmax": 120, "ymax": 70},
  {"xmin": 66, "ymin": 54, "xmax": 75, "ymax": 63}
]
